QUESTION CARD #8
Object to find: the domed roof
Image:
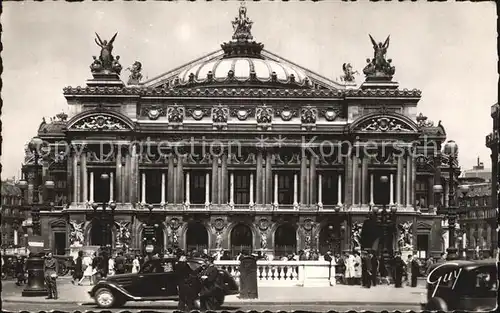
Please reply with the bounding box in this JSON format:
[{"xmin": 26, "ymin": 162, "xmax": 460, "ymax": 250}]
[
  {"xmin": 176, "ymin": 56, "xmax": 309, "ymax": 87},
  {"xmin": 170, "ymin": 3, "xmax": 311, "ymax": 89}
]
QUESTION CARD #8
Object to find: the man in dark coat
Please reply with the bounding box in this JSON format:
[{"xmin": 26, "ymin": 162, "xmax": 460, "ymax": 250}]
[
  {"xmin": 175, "ymin": 254, "xmax": 198, "ymax": 311},
  {"xmin": 409, "ymin": 254, "xmax": 420, "ymax": 287},
  {"xmin": 15, "ymin": 256, "xmax": 26, "ymax": 286},
  {"xmin": 114, "ymin": 251, "xmax": 126, "ymax": 275},
  {"xmin": 371, "ymin": 253, "xmax": 379, "ymax": 286},
  {"xmin": 199, "ymin": 256, "xmax": 220, "ymax": 311},
  {"xmin": 44, "ymin": 252, "xmax": 59, "ymax": 299},
  {"xmin": 393, "ymin": 252, "xmax": 405, "ymax": 288},
  {"xmin": 362, "ymin": 252, "xmax": 372, "ymax": 288},
  {"xmin": 71, "ymin": 251, "xmax": 84, "ymax": 285}
]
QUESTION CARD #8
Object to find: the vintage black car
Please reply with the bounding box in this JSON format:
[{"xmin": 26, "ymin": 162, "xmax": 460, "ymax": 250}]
[
  {"xmin": 421, "ymin": 259, "xmax": 497, "ymax": 311},
  {"xmin": 89, "ymin": 257, "xmax": 239, "ymax": 308}
]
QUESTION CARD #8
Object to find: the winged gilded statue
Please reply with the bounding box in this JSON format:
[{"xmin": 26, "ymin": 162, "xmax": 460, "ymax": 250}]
[{"xmin": 95, "ymin": 32, "xmax": 118, "ymax": 69}]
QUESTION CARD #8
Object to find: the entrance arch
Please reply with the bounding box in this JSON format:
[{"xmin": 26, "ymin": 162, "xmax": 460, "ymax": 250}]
[
  {"xmin": 230, "ymin": 224, "xmax": 253, "ymax": 255},
  {"xmin": 186, "ymin": 222, "xmax": 208, "ymax": 253},
  {"xmin": 90, "ymin": 219, "xmax": 112, "ymax": 247},
  {"xmin": 274, "ymin": 223, "xmax": 297, "ymax": 258},
  {"xmin": 318, "ymin": 224, "xmax": 341, "ymax": 255},
  {"xmin": 141, "ymin": 223, "xmax": 165, "ymax": 254}
]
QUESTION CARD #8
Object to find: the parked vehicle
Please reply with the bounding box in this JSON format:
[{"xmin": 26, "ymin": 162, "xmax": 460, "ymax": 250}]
[
  {"xmin": 420, "ymin": 259, "xmax": 497, "ymax": 311},
  {"xmin": 89, "ymin": 257, "xmax": 239, "ymax": 308}
]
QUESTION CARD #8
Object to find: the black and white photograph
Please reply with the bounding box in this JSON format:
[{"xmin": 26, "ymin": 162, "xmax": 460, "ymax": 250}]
[{"xmin": 1, "ymin": 1, "xmax": 498, "ymax": 312}]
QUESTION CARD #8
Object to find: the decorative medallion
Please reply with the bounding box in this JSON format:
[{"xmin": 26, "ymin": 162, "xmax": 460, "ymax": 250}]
[
  {"xmin": 258, "ymin": 218, "xmax": 269, "ymax": 231},
  {"xmin": 141, "ymin": 106, "xmax": 165, "ymax": 120},
  {"xmin": 213, "ymin": 218, "xmax": 225, "ymax": 231},
  {"xmin": 73, "ymin": 115, "xmax": 129, "ymax": 131},
  {"xmin": 167, "ymin": 104, "xmax": 185, "ymax": 124},
  {"xmin": 361, "ymin": 117, "xmax": 412, "ymax": 132},
  {"xmin": 301, "ymin": 106, "xmax": 317, "ymax": 124},
  {"xmin": 230, "ymin": 107, "xmax": 255, "ymax": 121},
  {"xmin": 187, "ymin": 106, "xmax": 210, "ymax": 121},
  {"xmin": 256, "ymin": 105, "xmax": 273, "ymax": 125},
  {"xmin": 321, "ymin": 108, "xmax": 339, "ymax": 121},
  {"xmin": 303, "ymin": 219, "xmax": 313, "ymax": 231},
  {"xmin": 169, "ymin": 218, "xmax": 180, "ymax": 230},
  {"xmin": 275, "ymin": 107, "xmax": 298, "ymax": 121}
]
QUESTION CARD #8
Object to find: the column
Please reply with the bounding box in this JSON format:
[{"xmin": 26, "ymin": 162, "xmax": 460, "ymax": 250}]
[
  {"xmin": 317, "ymin": 174, "xmax": 322, "ymax": 206},
  {"xmin": 411, "ymin": 155, "xmax": 416, "ymax": 206},
  {"xmin": 211, "ymin": 156, "xmax": 219, "ymax": 204},
  {"xmin": 352, "ymin": 154, "xmax": 358, "ymax": 206},
  {"xmin": 167, "ymin": 156, "xmax": 174, "ymax": 203},
  {"xmin": 177, "ymin": 156, "xmax": 184, "ymax": 204},
  {"xmin": 249, "ymin": 173, "xmax": 254, "ymax": 206},
  {"xmin": 205, "ymin": 173, "xmax": 210, "ymax": 206},
  {"xmin": 73, "ymin": 154, "xmax": 79, "ymax": 203},
  {"xmin": 130, "ymin": 144, "xmax": 138, "ymax": 204},
  {"xmin": 14, "ymin": 229, "xmax": 18, "ymax": 246},
  {"xmin": 427, "ymin": 176, "xmax": 434, "ymax": 209},
  {"xmin": 265, "ymin": 152, "xmax": 273, "ymax": 204},
  {"xmin": 300, "ymin": 153, "xmax": 307, "ymax": 204},
  {"xmin": 406, "ymin": 153, "xmax": 412, "ymax": 207},
  {"xmin": 221, "ymin": 152, "xmax": 228, "ymax": 204},
  {"xmin": 161, "ymin": 173, "xmax": 166, "ymax": 205},
  {"xmin": 256, "ymin": 151, "xmax": 263, "ymax": 205},
  {"xmin": 80, "ymin": 152, "xmax": 88, "ymax": 203},
  {"xmin": 486, "ymin": 224, "xmax": 492, "ymax": 250},
  {"xmin": 293, "ymin": 173, "xmax": 299, "ymax": 206},
  {"xmin": 361, "ymin": 155, "xmax": 368, "ymax": 205},
  {"xmin": 229, "ymin": 172, "xmax": 235, "ymax": 206},
  {"xmin": 89, "ymin": 172, "xmax": 94, "ymax": 202},
  {"xmin": 402, "ymin": 158, "xmax": 407, "ymax": 206},
  {"xmin": 396, "ymin": 155, "xmax": 403, "ymax": 205},
  {"xmin": 115, "ymin": 148, "xmax": 122, "ymax": 203},
  {"xmin": 389, "ymin": 173, "xmax": 394, "ymax": 205},
  {"xmin": 273, "ymin": 173, "xmax": 279, "ymax": 206},
  {"xmin": 369, "ymin": 173, "xmax": 374, "ymax": 205},
  {"xmin": 185, "ymin": 171, "xmax": 190, "ymax": 205},
  {"xmin": 344, "ymin": 155, "xmax": 353, "ymax": 207},
  {"xmin": 310, "ymin": 156, "xmax": 317, "ymax": 205},
  {"xmin": 444, "ymin": 183, "xmax": 449, "ymax": 207},
  {"xmin": 109, "ymin": 172, "xmax": 114, "ymax": 202},
  {"xmin": 124, "ymin": 150, "xmax": 131, "ymax": 203},
  {"xmin": 141, "ymin": 172, "xmax": 146, "ymax": 204},
  {"xmin": 337, "ymin": 174, "xmax": 342, "ymax": 206}
]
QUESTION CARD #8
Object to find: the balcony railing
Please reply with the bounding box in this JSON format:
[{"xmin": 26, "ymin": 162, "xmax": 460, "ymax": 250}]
[{"xmin": 215, "ymin": 260, "xmax": 336, "ymax": 287}]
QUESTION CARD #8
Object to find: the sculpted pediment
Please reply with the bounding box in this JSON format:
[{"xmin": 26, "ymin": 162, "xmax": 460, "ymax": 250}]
[
  {"xmin": 67, "ymin": 111, "xmax": 135, "ymax": 132},
  {"xmin": 349, "ymin": 111, "xmax": 419, "ymax": 134}
]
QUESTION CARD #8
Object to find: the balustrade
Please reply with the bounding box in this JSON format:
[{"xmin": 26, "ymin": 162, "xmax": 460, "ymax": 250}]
[{"xmin": 215, "ymin": 260, "xmax": 335, "ymax": 287}]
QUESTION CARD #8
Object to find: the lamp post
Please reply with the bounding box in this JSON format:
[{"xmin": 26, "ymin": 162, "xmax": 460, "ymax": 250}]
[
  {"xmin": 91, "ymin": 173, "xmax": 116, "ymax": 256},
  {"xmin": 18, "ymin": 137, "xmax": 55, "ymax": 296},
  {"xmin": 432, "ymin": 140, "xmax": 469, "ymax": 261}
]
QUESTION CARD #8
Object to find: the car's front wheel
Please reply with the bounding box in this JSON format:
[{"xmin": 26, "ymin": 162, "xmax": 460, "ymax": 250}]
[{"xmin": 95, "ymin": 288, "xmax": 121, "ymax": 308}]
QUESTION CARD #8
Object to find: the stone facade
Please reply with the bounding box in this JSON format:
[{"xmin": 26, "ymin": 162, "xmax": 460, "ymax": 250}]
[{"xmin": 20, "ymin": 4, "xmax": 450, "ymax": 259}]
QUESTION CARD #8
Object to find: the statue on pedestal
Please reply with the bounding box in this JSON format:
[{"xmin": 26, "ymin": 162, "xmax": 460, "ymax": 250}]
[
  {"xmin": 363, "ymin": 35, "xmax": 396, "ymax": 78},
  {"xmin": 126, "ymin": 61, "xmax": 143, "ymax": 85},
  {"xmin": 341, "ymin": 63, "xmax": 358, "ymax": 83},
  {"xmin": 92, "ymin": 32, "xmax": 122, "ymax": 75}
]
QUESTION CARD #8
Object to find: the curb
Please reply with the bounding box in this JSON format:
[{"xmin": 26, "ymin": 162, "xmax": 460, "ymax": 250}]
[{"xmin": 2, "ymin": 298, "xmax": 421, "ymax": 306}]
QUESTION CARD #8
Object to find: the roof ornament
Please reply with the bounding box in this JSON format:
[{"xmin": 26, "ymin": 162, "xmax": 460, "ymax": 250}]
[
  {"xmin": 91, "ymin": 32, "xmax": 122, "ymax": 75},
  {"xmin": 363, "ymin": 35, "xmax": 395, "ymax": 79},
  {"xmin": 126, "ymin": 61, "xmax": 143, "ymax": 85},
  {"xmin": 340, "ymin": 63, "xmax": 358, "ymax": 83},
  {"xmin": 232, "ymin": 2, "xmax": 253, "ymax": 41}
]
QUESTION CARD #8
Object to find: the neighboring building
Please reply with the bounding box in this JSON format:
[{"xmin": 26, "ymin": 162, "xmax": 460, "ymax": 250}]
[
  {"xmin": 461, "ymin": 158, "xmax": 491, "ymax": 182},
  {"xmin": 1, "ymin": 179, "xmax": 28, "ymax": 254},
  {"xmin": 22, "ymin": 4, "xmax": 453, "ymax": 259},
  {"xmin": 485, "ymin": 103, "xmax": 499, "ymax": 214},
  {"xmin": 457, "ymin": 175, "xmax": 495, "ymax": 259}
]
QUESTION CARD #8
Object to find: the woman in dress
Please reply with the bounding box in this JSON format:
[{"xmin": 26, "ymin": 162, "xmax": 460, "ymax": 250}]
[
  {"xmin": 79, "ymin": 252, "xmax": 94, "ymax": 285},
  {"xmin": 108, "ymin": 255, "xmax": 115, "ymax": 276},
  {"xmin": 131, "ymin": 255, "xmax": 140, "ymax": 273}
]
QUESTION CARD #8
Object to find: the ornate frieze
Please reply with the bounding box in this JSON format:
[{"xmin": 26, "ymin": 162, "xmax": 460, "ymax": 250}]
[
  {"xmin": 243, "ymin": 153, "xmax": 256, "ymax": 164},
  {"xmin": 256, "ymin": 105, "xmax": 273, "ymax": 129},
  {"xmin": 320, "ymin": 107, "xmax": 341, "ymax": 121},
  {"xmin": 360, "ymin": 117, "xmax": 413, "ymax": 132},
  {"xmin": 301, "ymin": 106, "xmax": 317, "ymax": 124},
  {"xmin": 167, "ymin": 104, "xmax": 185, "ymax": 125},
  {"xmin": 69, "ymin": 220, "xmax": 84, "ymax": 247},
  {"xmin": 72, "ymin": 115, "xmax": 129, "ymax": 131},
  {"xmin": 274, "ymin": 107, "xmax": 299, "ymax": 121},
  {"xmin": 187, "ymin": 106, "xmax": 210, "ymax": 121},
  {"xmin": 230, "ymin": 107, "xmax": 255, "ymax": 121}
]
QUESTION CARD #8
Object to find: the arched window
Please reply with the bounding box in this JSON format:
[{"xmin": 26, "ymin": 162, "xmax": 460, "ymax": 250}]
[
  {"xmin": 90, "ymin": 219, "xmax": 112, "ymax": 247},
  {"xmin": 274, "ymin": 223, "xmax": 296, "ymax": 257},
  {"xmin": 186, "ymin": 222, "xmax": 208, "ymax": 253},
  {"xmin": 230, "ymin": 224, "xmax": 253, "ymax": 255}
]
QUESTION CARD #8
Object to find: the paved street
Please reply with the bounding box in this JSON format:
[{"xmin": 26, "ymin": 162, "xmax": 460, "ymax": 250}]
[{"xmin": 2, "ymin": 278, "xmax": 425, "ymax": 311}]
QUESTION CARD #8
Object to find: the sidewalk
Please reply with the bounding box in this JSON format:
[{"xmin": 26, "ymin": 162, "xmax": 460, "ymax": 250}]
[{"xmin": 2, "ymin": 280, "xmax": 425, "ymax": 305}]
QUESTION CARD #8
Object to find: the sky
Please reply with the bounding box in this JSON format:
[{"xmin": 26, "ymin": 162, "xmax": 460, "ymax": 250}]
[{"xmin": 1, "ymin": 1, "xmax": 497, "ymax": 179}]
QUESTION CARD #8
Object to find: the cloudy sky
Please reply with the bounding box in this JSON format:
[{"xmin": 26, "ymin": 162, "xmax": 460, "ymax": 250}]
[{"xmin": 2, "ymin": 1, "xmax": 497, "ymax": 179}]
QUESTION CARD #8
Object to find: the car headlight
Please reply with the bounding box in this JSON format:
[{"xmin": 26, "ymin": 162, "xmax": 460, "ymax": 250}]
[{"xmin": 419, "ymin": 292, "xmax": 427, "ymax": 305}]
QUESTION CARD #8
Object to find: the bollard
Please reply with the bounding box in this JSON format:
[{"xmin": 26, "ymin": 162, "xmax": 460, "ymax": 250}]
[{"xmin": 238, "ymin": 255, "xmax": 258, "ymax": 299}]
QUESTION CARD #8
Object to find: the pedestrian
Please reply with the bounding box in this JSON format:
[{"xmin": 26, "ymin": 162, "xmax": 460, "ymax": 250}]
[
  {"xmin": 91, "ymin": 252, "xmax": 100, "ymax": 285},
  {"xmin": 371, "ymin": 252, "xmax": 379, "ymax": 286},
  {"xmin": 199, "ymin": 256, "xmax": 220, "ymax": 311},
  {"xmin": 393, "ymin": 252, "xmax": 405, "ymax": 288},
  {"xmin": 132, "ymin": 255, "xmax": 140, "ymax": 273},
  {"xmin": 80, "ymin": 252, "xmax": 93, "ymax": 285},
  {"xmin": 15, "ymin": 255, "xmax": 26, "ymax": 286},
  {"xmin": 100, "ymin": 251, "xmax": 109, "ymax": 279},
  {"xmin": 361, "ymin": 251, "xmax": 372, "ymax": 288},
  {"xmin": 114, "ymin": 251, "xmax": 126, "ymax": 275},
  {"xmin": 409, "ymin": 254, "xmax": 420, "ymax": 287},
  {"xmin": 44, "ymin": 252, "xmax": 59, "ymax": 299},
  {"xmin": 345, "ymin": 252, "xmax": 355, "ymax": 285},
  {"xmin": 175, "ymin": 254, "xmax": 198, "ymax": 311},
  {"xmin": 378, "ymin": 256, "xmax": 390, "ymax": 285},
  {"xmin": 72, "ymin": 251, "xmax": 84, "ymax": 285},
  {"xmin": 108, "ymin": 254, "xmax": 115, "ymax": 276},
  {"xmin": 353, "ymin": 250, "xmax": 362, "ymax": 285}
]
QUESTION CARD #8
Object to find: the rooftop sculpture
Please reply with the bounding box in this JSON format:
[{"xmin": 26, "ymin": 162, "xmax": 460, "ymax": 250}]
[
  {"xmin": 363, "ymin": 35, "xmax": 396, "ymax": 79},
  {"xmin": 91, "ymin": 32, "xmax": 122, "ymax": 75}
]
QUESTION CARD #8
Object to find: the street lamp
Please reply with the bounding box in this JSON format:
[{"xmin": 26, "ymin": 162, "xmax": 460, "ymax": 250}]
[
  {"xmin": 91, "ymin": 173, "xmax": 116, "ymax": 255},
  {"xmin": 433, "ymin": 140, "xmax": 466, "ymax": 261}
]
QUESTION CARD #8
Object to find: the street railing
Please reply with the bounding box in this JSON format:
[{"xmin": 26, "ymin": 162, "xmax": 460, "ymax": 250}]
[{"xmin": 215, "ymin": 260, "xmax": 336, "ymax": 287}]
